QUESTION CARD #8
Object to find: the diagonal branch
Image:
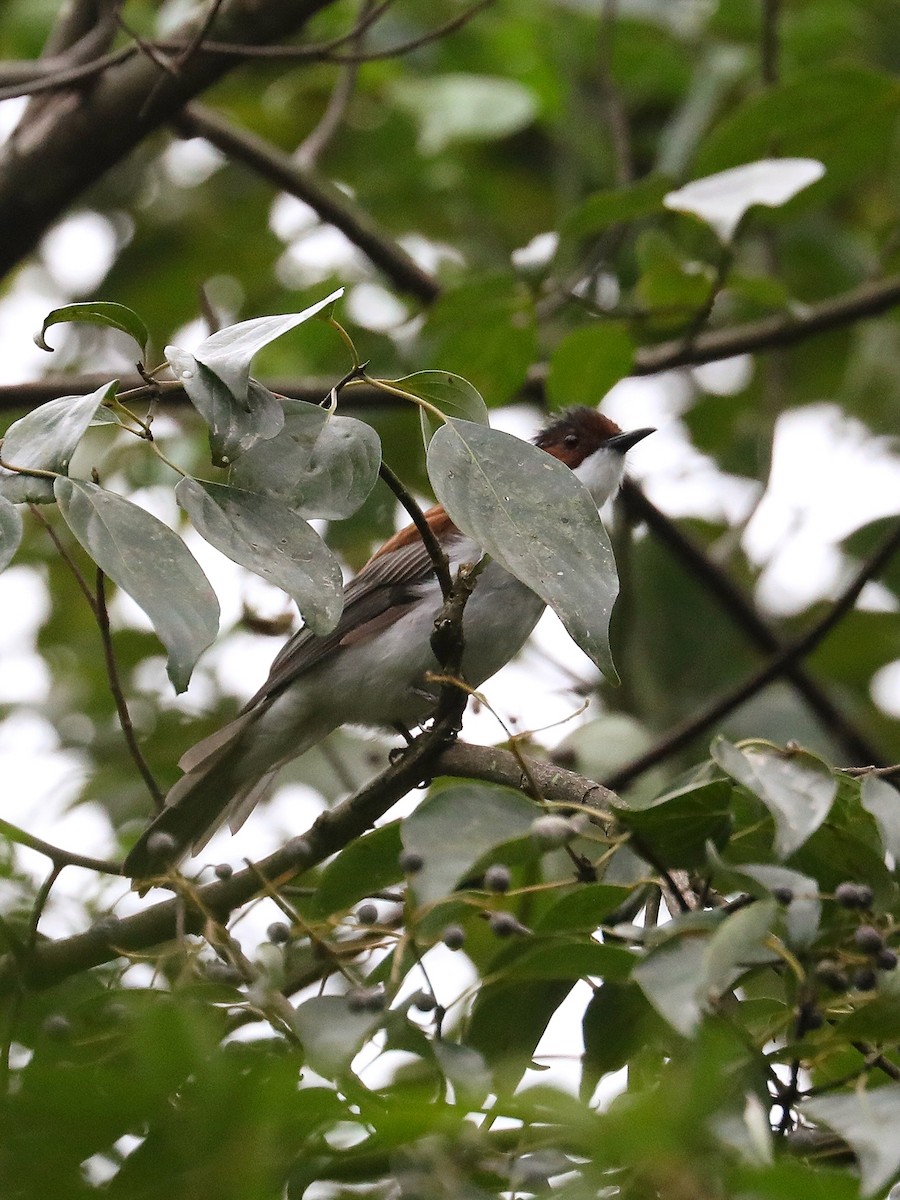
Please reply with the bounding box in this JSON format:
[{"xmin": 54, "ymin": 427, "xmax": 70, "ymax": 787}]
[
  {"xmin": 604, "ymin": 517, "xmax": 900, "ymax": 791},
  {"xmin": 619, "ymin": 481, "xmax": 883, "ymax": 766},
  {"xmin": 0, "ymin": 742, "xmax": 617, "ymax": 993},
  {"xmin": 176, "ymin": 104, "xmax": 440, "ymax": 303}
]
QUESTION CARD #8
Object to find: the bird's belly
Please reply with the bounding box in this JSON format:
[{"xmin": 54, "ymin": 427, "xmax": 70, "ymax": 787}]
[{"xmin": 319, "ymin": 566, "xmax": 545, "ymax": 730}]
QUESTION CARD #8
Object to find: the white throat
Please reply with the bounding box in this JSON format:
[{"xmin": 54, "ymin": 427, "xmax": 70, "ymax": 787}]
[{"xmin": 573, "ymin": 448, "xmax": 626, "ymax": 507}]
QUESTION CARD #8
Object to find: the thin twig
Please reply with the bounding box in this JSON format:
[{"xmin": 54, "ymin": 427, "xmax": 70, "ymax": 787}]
[
  {"xmin": 0, "ymin": 816, "xmax": 121, "ymax": 874},
  {"xmin": 296, "ymin": 0, "xmax": 372, "ymax": 167},
  {"xmin": 597, "ymin": 0, "xmax": 632, "ymax": 186},
  {"xmin": 95, "ymin": 567, "xmax": 165, "ymax": 811},
  {"xmin": 605, "ymin": 517, "xmax": 900, "ymax": 791},
  {"xmin": 377, "ymin": 461, "xmax": 453, "ymax": 597},
  {"xmin": 618, "ymin": 482, "xmax": 883, "ymax": 767},
  {"xmin": 27, "ymin": 504, "xmax": 97, "ymax": 615},
  {"xmin": 173, "ymin": 0, "xmax": 228, "ymax": 71}
]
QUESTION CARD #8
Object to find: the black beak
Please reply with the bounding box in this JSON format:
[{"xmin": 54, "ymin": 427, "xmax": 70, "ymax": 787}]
[{"xmin": 607, "ymin": 427, "xmax": 655, "ymax": 454}]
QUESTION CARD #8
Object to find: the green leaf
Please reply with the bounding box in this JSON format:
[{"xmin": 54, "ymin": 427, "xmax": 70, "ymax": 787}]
[
  {"xmin": 54, "ymin": 477, "xmax": 219, "ymax": 691},
  {"xmin": 801, "ymin": 1086, "xmax": 900, "ymax": 1196},
  {"xmin": 633, "ymin": 928, "xmax": 711, "ymax": 1036},
  {"xmin": 390, "ymin": 74, "xmax": 538, "ymax": 155},
  {"xmin": 533, "ymin": 883, "xmax": 635, "ymax": 933},
  {"xmin": 401, "ymin": 785, "xmax": 536, "ymax": 906},
  {"xmin": 292, "ymin": 995, "xmax": 382, "ymax": 1077},
  {"xmin": 34, "ymin": 302, "xmax": 149, "ymax": 355},
  {"xmin": 859, "ymin": 776, "xmax": 900, "ymax": 860},
  {"xmin": 426, "ymin": 419, "xmax": 620, "ymax": 680},
  {"xmin": 613, "ymin": 780, "xmax": 733, "ymax": 868},
  {"xmin": 701, "ymin": 899, "xmax": 778, "ymax": 1002},
  {"xmin": 175, "ymin": 478, "xmax": 342, "ymax": 635},
  {"xmin": 466, "ymin": 979, "xmax": 573, "ymax": 1092},
  {"xmin": 192, "ymin": 289, "xmax": 344, "ymax": 403},
  {"xmin": 422, "ymin": 275, "xmax": 537, "ymax": 403},
  {"xmin": 562, "ymin": 175, "xmax": 670, "ymax": 238},
  {"xmin": 0, "ymin": 380, "xmax": 117, "ymax": 503},
  {"xmin": 500, "ymin": 938, "xmax": 635, "ymax": 982},
  {"xmin": 663, "ymin": 158, "xmax": 824, "ymax": 242},
  {"xmin": 167, "ymin": 348, "xmax": 285, "ymax": 467},
  {"xmin": 710, "ymin": 858, "xmax": 821, "ymax": 950},
  {"xmin": 433, "ymin": 1041, "xmax": 491, "ymax": 1106},
  {"xmin": 385, "ymin": 371, "xmax": 488, "ymax": 448},
  {"xmin": 582, "ymin": 982, "xmax": 664, "ymax": 1095},
  {"xmin": 546, "ymin": 326, "xmax": 635, "ymax": 411},
  {"xmin": 230, "ymin": 400, "xmax": 381, "ymax": 520},
  {"xmin": 712, "ymin": 740, "xmax": 836, "ymax": 859},
  {"xmin": 0, "ymin": 494, "xmax": 22, "ymax": 571},
  {"xmin": 310, "ymin": 822, "xmax": 403, "ymax": 918}
]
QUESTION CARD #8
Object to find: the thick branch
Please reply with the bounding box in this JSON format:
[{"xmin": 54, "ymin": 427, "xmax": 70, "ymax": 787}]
[
  {"xmin": 176, "ymin": 104, "xmax": 440, "ymax": 302},
  {"xmin": 0, "ymin": 0, "xmax": 337, "ymax": 279},
  {"xmin": 0, "ymin": 742, "xmax": 617, "ymax": 993}
]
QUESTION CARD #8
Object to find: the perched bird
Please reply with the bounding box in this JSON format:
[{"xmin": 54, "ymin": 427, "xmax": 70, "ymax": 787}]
[{"xmin": 124, "ymin": 409, "xmax": 653, "ymax": 879}]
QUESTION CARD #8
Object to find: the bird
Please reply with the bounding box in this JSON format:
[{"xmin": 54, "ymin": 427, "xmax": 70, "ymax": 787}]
[{"xmin": 124, "ymin": 408, "xmax": 653, "ymax": 879}]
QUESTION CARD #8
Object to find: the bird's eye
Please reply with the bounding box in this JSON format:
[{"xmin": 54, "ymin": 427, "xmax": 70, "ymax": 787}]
[{"xmin": 563, "ymin": 432, "xmax": 579, "ymax": 448}]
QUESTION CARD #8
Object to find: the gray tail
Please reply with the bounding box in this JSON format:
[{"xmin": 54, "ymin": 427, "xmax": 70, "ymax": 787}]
[{"xmin": 123, "ymin": 711, "xmax": 274, "ymax": 881}]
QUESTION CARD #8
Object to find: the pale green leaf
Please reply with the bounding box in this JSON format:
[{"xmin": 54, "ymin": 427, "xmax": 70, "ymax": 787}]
[
  {"xmin": 664, "ymin": 158, "xmax": 825, "ymax": 241},
  {"xmin": 192, "ymin": 288, "xmax": 343, "ymax": 403},
  {"xmin": 426, "ymin": 419, "xmax": 619, "ymax": 680},
  {"xmin": 0, "ymin": 380, "xmax": 117, "ymax": 503},
  {"xmin": 860, "ymin": 776, "xmax": 900, "ymax": 860},
  {"xmin": 391, "ymin": 74, "xmax": 538, "ymax": 155},
  {"xmin": 167, "ymin": 347, "xmax": 284, "ymax": 467},
  {"xmin": 230, "ymin": 400, "xmax": 381, "ymax": 520},
  {"xmin": 175, "ymin": 478, "xmax": 343, "ymax": 634},
  {"xmin": 0, "ymin": 493, "xmax": 22, "ymax": 571},
  {"xmin": 802, "ymin": 1086, "xmax": 900, "ymax": 1196},
  {"xmin": 54, "ymin": 477, "xmax": 219, "ymax": 692},
  {"xmin": 712, "ymin": 739, "xmax": 836, "ymax": 858},
  {"xmin": 401, "ymin": 784, "xmax": 536, "ymax": 906}
]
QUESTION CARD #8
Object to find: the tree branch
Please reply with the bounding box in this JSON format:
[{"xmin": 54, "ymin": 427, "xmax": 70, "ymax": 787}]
[
  {"xmin": 0, "ymin": 0, "xmax": 338, "ymax": 279},
  {"xmin": 0, "ymin": 741, "xmax": 618, "ymax": 993},
  {"xmin": 604, "ymin": 517, "xmax": 900, "ymax": 790},
  {"xmin": 175, "ymin": 104, "xmax": 440, "ymax": 302},
  {"xmin": 618, "ymin": 481, "xmax": 883, "ymax": 766}
]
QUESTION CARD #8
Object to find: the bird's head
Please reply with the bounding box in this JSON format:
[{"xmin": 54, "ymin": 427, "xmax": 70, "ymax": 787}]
[{"xmin": 534, "ymin": 408, "xmax": 654, "ymax": 507}]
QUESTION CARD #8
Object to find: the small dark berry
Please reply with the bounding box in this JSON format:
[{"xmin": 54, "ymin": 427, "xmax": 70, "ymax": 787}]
[
  {"xmin": 814, "ymin": 960, "xmax": 849, "ymax": 993},
  {"xmin": 877, "ymin": 948, "xmax": 898, "ymax": 971},
  {"xmin": 801, "ymin": 1006, "xmax": 824, "ymax": 1032},
  {"xmin": 835, "ymin": 882, "xmax": 872, "ymax": 909},
  {"xmin": 204, "ymin": 962, "xmax": 244, "ymax": 986},
  {"xmin": 442, "ymin": 924, "xmax": 465, "ymax": 951},
  {"xmin": 772, "ymin": 887, "xmax": 794, "ymax": 905},
  {"xmin": 489, "ymin": 912, "xmax": 521, "ymax": 938},
  {"xmin": 145, "ymin": 831, "xmax": 177, "ymax": 861},
  {"xmin": 399, "ymin": 849, "xmax": 424, "ymax": 875},
  {"xmin": 854, "ymin": 925, "xmax": 884, "ymax": 954},
  {"xmin": 410, "ymin": 990, "xmax": 437, "ymax": 1012},
  {"xmin": 267, "ymin": 921, "xmax": 291, "ymax": 945},
  {"xmin": 853, "ymin": 967, "xmax": 878, "ymax": 992},
  {"xmin": 346, "ymin": 988, "xmax": 368, "ymax": 1013},
  {"xmin": 484, "ymin": 864, "xmax": 511, "ymax": 894},
  {"xmin": 356, "ymin": 902, "xmax": 379, "ymax": 925},
  {"xmin": 855, "ymin": 884, "xmax": 875, "ymax": 908},
  {"xmin": 214, "ymin": 863, "xmax": 234, "ymax": 880}
]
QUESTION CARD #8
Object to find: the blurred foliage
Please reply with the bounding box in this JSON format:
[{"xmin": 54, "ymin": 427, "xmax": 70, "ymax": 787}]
[{"xmin": 1, "ymin": 0, "xmax": 900, "ymax": 1196}]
